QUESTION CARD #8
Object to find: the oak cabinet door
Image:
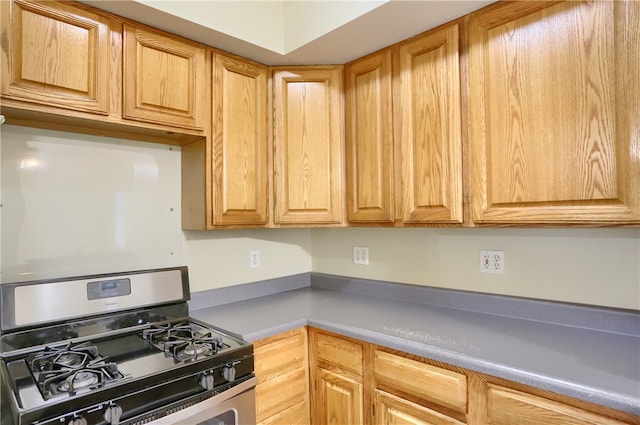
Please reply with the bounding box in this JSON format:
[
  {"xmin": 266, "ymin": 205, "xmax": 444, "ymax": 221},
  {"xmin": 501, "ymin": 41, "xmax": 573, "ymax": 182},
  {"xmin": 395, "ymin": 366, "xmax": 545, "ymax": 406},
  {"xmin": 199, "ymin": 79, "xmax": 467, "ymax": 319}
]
[
  {"xmin": 309, "ymin": 329, "xmax": 365, "ymax": 425},
  {"xmin": 211, "ymin": 52, "xmax": 268, "ymax": 227},
  {"xmin": 469, "ymin": 1, "xmax": 639, "ymax": 224},
  {"xmin": 394, "ymin": 23, "xmax": 463, "ymax": 224},
  {"xmin": 374, "ymin": 349, "xmax": 467, "ymax": 415},
  {"xmin": 315, "ymin": 368, "xmax": 363, "ymax": 425},
  {"xmin": 272, "ymin": 67, "xmax": 344, "ymax": 225},
  {"xmin": 254, "ymin": 328, "xmax": 309, "ymax": 425},
  {"xmin": 485, "ymin": 384, "xmax": 630, "ymax": 425},
  {"xmin": 123, "ymin": 24, "xmax": 206, "ymax": 130},
  {"xmin": 345, "ymin": 50, "xmax": 395, "ymax": 223},
  {"xmin": 1, "ymin": 0, "xmax": 110, "ymax": 114},
  {"xmin": 375, "ymin": 390, "xmax": 465, "ymax": 425}
]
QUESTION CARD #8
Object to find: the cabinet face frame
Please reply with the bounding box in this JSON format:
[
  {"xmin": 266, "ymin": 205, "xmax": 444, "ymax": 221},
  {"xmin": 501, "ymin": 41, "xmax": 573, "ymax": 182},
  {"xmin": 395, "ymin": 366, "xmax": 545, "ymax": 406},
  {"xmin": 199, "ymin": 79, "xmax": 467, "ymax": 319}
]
[
  {"xmin": 345, "ymin": 50, "xmax": 395, "ymax": 223},
  {"xmin": 123, "ymin": 23, "xmax": 206, "ymax": 130},
  {"xmin": 210, "ymin": 52, "xmax": 269, "ymax": 227},
  {"xmin": 272, "ymin": 67, "xmax": 345, "ymax": 226},
  {"xmin": 394, "ymin": 23, "xmax": 464, "ymax": 224},
  {"xmin": 468, "ymin": 1, "xmax": 640, "ymax": 224},
  {"xmin": 0, "ymin": 0, "xmax": 110, "ymax": 114}
]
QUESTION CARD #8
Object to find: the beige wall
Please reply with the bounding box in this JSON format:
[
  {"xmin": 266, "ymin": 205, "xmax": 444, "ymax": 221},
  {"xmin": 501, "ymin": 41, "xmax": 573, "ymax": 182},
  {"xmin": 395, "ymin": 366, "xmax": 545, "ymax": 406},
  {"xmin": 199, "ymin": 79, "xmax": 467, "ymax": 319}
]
[
  {"xmin": 182, "ymin": 229, "xmax": 311, "ymax": 292},
  {"xmin": 311, "ymin": 227, "xmax": 640, "ymax": 311}
]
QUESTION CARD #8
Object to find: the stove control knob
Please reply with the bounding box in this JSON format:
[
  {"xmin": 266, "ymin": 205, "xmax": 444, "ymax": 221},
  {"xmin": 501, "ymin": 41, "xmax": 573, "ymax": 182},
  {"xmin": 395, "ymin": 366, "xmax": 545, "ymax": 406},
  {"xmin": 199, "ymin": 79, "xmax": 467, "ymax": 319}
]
[
  {"xmin": 200, "ymin": 373, "xmax": 215, "ymax": 390},
  {"xmin": 69, "ymin": 417, "xmax": 87, "ymax": 425},
  {"xmin": 222, "ymin": 364, "xmax": 236, "ymax": 382},
  {"xmin": 104, "ymin": 403, "xmax": 123, "ymax": 425}
]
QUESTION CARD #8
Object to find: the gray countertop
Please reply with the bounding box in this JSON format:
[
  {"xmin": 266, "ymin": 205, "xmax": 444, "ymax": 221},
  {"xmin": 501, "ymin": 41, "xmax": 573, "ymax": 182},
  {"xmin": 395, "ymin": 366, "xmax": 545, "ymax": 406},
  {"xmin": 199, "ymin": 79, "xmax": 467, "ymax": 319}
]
[{"xmin": 191, "ymin": 281, "xmax": 640, "ymax": 416}]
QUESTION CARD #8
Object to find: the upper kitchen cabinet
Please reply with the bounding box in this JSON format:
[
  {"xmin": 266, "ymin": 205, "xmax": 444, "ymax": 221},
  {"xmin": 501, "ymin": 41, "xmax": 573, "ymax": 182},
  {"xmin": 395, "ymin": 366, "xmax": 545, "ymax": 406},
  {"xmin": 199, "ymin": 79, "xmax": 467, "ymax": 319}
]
[
  {"xmin": 123, "ymin": 24, "xmax": 207, "ymax": 131},
  {"xmin": 211, "ymin": 51, "xmax": 269, "ymax": 227},
  {"xmin": 0, "ymin": 0, "xmax": 110, "ymax": 114},
  {"xmin": 345, "ymin": 23, "xmax": 463, "ymax": 226},
  {"xmin": 344, "ymin": 49, "xmax": 395, "ymax": 224},
  {"xmin": 272, "ymin": 67, "xmax": 345, "ymax": 226},
  {"xmin": 469, "ymin": 1, "xmax": 640, "ymax": 225},
  {"xmin": 182, "ymin": 51, "xmax": 268, "ymax": 229},
  {"xmin": 394, "ymin": 23, "xmax": 464, "ymax": 225}
]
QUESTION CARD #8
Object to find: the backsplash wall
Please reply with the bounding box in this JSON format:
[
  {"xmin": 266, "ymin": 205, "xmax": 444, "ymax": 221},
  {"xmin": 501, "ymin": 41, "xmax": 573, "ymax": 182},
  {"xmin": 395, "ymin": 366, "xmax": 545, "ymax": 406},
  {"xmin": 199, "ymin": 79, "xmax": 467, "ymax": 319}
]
[
  {"xmin": 1, "ymin": 126, "xmax": 638, "ymax": 309},
  {"xmin": 311, "ymin": 227, "xmax": 640, "ymax": 311},
  {"xmin": 0, "ymin": 126, "xmax": 311, "ymax": 290}
]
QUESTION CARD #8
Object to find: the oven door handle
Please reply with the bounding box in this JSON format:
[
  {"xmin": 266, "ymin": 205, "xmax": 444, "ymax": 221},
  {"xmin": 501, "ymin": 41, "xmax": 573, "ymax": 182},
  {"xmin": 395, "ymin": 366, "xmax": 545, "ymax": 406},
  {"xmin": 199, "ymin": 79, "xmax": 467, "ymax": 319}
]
[{"xmin": 145, "ymin": 376, "xmax": 257, "ymax": 425}]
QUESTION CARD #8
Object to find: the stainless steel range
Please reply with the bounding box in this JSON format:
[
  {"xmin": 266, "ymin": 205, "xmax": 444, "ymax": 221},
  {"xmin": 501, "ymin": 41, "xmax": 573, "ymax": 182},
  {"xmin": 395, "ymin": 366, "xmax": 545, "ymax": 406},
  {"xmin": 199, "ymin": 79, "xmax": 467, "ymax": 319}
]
[{"xmin": 0, "ymin": 266, "xmax": 256, "ymax": 425}]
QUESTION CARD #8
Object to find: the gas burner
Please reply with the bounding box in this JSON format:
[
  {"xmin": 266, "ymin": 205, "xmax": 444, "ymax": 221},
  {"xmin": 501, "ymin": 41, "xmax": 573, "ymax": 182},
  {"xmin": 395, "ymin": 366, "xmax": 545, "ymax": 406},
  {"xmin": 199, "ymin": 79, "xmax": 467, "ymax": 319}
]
[
  {"xmin": 27, "ymin": 342, "xmax": 122, "ymax": 399},
  {"xmin": 29, "ymin": 342, "xmax": 99, "ymax": 372},
  {"xmin": 181, "ymin": 343, "xmax": 211, "ymax": 358},
  {"xmin": 57, "ymin": 370, "xmax": 100, "ymax": 392},
  {"xmin": 142, "ymin": 322, "xmax": 228, "ymax": 362}
]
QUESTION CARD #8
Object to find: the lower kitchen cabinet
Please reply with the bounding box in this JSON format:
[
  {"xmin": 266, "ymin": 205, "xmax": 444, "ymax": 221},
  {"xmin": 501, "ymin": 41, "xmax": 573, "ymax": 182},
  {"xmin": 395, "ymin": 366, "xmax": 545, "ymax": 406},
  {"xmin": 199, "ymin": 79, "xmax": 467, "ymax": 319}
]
[
  {"xmin": 309, "ymin": 328, "xmax": 366, "ymax": 425},
  {"xmin": 479, "ymin": 382, "xmax": 634, "ymax": 425},
  {"xmin": 314, "ymin": 368, "xmax": 364, "ymax": 425},
  {"xmin": 373, "ymin": 348, "xmax": 467, "ymax": 423},
  {"xmin": 375, "ymin": 390, "xmax": 465, "ymax": 425},
  {"xmin": 258, "ymin": 328, "xmax": 639, "ymax": 425},
  {"xmin": 253, "ymin": 328, "xmax": 310, "ymax": 425}
]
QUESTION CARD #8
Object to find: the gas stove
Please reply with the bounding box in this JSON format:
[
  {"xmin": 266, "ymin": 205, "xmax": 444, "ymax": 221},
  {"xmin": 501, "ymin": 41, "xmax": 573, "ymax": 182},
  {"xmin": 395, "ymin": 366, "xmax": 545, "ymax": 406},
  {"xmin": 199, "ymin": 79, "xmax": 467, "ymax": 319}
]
[{"xmin": 0, "ymin": 267, "xmax": 255, "ymax": 425}]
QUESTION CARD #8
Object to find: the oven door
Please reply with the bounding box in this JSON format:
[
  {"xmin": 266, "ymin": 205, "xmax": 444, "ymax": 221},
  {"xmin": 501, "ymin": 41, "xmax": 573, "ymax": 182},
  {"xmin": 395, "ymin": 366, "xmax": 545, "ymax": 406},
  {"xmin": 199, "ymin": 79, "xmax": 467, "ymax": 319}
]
[{"xmin": 147, "ymin": 377, "xmax": 256, "ymax": 425}]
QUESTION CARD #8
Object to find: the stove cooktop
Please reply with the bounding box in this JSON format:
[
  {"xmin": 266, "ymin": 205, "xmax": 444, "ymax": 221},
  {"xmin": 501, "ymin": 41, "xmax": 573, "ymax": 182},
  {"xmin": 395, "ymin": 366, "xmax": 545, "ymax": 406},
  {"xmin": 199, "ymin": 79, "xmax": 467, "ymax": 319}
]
[{"xmin": 3, "ymin": 319, "xmax": 249, "ymax": 412}]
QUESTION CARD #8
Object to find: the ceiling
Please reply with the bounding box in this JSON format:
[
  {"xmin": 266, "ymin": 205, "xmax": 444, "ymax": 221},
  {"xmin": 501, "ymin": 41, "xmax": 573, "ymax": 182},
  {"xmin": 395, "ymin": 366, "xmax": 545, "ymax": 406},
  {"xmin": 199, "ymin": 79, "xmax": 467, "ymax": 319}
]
[{"xmin": 81, "ymin": 0, "xmax": 496, "ymax": 65}]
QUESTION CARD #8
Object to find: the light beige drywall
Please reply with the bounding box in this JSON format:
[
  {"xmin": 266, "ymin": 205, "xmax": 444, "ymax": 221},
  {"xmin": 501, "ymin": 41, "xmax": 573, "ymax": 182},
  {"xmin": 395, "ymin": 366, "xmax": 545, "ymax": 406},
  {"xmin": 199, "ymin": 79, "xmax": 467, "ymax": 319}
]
[
  {"xmin": 311, "ymin": 227, "xmax": 640, "ymax": 311},
  {"xmin": 182, "ymin": 228, "xmax": 311, "ymax": 292},
  {"xmin": 0, "ymin": 126, "xmax": 312, "ymax": 289}
]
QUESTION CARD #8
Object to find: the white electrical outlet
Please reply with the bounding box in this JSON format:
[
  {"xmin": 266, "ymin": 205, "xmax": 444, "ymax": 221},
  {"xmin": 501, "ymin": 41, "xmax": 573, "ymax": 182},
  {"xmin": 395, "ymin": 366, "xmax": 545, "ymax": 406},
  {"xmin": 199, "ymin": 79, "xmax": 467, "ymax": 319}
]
[
  {"xmin": 249, "ymin": 250, "xmax": 260, "ymax": 268},
  {"xmin": 480, "ymin": 250, "xmax": 504, "ymax": 274},
  {"xmin": 353, "ymin": 246, "xmax": 369, "ymax": 265}
]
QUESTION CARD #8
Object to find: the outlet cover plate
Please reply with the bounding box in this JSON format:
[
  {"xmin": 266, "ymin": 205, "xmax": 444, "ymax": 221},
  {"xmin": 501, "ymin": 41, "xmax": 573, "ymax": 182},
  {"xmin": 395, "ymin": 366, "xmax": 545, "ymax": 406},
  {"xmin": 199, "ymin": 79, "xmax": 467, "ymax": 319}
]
[{"xmin": 480, "ymin": 250, "xmax": 504, "ymax": 274}]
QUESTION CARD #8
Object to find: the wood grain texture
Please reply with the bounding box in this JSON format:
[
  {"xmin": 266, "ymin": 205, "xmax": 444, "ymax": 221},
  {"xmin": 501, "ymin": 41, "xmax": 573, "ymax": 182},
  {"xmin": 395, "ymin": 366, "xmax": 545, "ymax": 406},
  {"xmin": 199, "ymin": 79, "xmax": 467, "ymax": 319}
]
[
  {"xmin": 469, "ymin": 0, "xmax": 639, "ymax": 224},
  {"xmin": 272, "ymin": 66, "xmax": 345, "ymax": 225},
  {"xmin": 375, "ymin": 390, "xmax": 466, "ymax": 425},
  {"xmin": 345, "ymin": 49, "xmax": 395, "ymax": 223},
  {"xmin": 309, "ymin": 329, "xmax": 366, "ymax": 425},
  {"xmin": 254, "ymin": 328, "xmax": 310, "ymax": 425},
  {"xmin": 123, "ymin": 23, "xmax": 206, "ymax": 130},
  {"xmin": 211, "ymin": 51, "xmax": 268, "ymax": 226},
  {"xmin": 258, "ymin": 400, "xmax": 310, "ymax": 425},
  {"xmin": 1, "ymin": 0, "xmax": 110, "ymax": 114},
  {"xmin": 315, "ymin": 368, "xmax": 364, "ymax": 425},
  {"xmin": 485, "ymin": 384, "xmax": 632, "ymax": 425},
  {"xmin": 394, "ymin": 23, "xmax": 463, "ymax": 224},
  {"xmin": 312, "ymin": 330, "xmax": 364, "ymax": 379},
  {"xmin": 374, "ymin": 349, "xmax": 467, "ymax": 414}
]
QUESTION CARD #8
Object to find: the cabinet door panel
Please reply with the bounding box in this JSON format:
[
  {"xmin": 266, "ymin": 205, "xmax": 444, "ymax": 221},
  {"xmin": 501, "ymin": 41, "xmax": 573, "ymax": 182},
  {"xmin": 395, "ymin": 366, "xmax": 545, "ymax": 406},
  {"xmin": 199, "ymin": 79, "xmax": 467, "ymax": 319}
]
[
  {"xmin": 273, "ymin": 67, "xmax": 344, "ymax": 225},
  {"xmin": 258, "ymin": 400, "xmax": 309, "ymax": 425},
  {"xmin": 256, "ymin": 368, "xmax": 308, "ymax": 422},
  {"xmin": 486, "ymin": 384, "xmax": 628, "ymax": 425},
  {"xmin": 316, "ymin": 368, "xmax": 363, "ymax": 425},
  {"xmin": 374, "ymin": 350, "xmax": 467, "ymax": 414},
  {"xmin": 1, "ymin": 0, "xmax": 110, "ymax": 113},
  {"xmin": 211, "ymin": 52, "xmax": 268, "ymax": 226},
  {"xmin": 123, "ymin": 24, "xmax": 206, "ymax": 130},
  {"xmin": 375, "ymin": 390, "xmax": 465, "ymax": 425},
  {"xmin": 395, "ymin": 24, "xmax": 463, "ymax": 223},
  {"xmin": 469, "ymin": 1, "xmax": 639, "ymax": 223},
  {"xmin": 345, "ymin": 50, "xmax": 394, "ymax": 223}
]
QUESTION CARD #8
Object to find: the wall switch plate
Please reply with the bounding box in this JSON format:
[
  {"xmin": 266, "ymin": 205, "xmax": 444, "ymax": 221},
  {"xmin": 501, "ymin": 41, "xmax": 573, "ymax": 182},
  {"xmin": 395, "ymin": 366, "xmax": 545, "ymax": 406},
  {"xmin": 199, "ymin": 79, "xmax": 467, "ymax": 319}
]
[
  {"xmin": 249, "ymin": 250, "xmax": 260, "ymax": 268},
  {"xmin": 353, "ymin": 246, "xmax": 369, "ymax": 265},
  {"xmin": 480, "ymin": 250, "xmax": 504, "ymax": 274}
]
